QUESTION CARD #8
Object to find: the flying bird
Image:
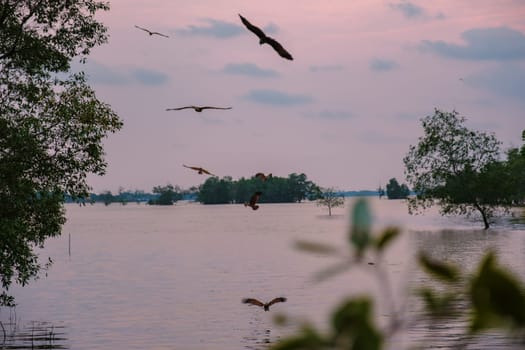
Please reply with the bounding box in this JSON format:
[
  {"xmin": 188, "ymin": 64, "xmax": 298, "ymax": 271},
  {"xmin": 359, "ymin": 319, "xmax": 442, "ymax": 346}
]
[
  {"xmin": 166, "ymin": 106, "xmax": 232, "ymax": 112},
  {"xmin": 134, "ymin": 25, "xmax": 169, "ymax": 38},
  {"xmin": 242, "ymin": 297, "xmax": 287, "ymax": 311},
  {"xmin": 255, "ymin": 173, "xmax": 272, "ymax": 181},
  {"xmin": 244, "ymin": 191, "xmax": 262, "ymax": 210},
  {"xmin": 238, "ymin": 14, "xmax": 293, "ymax": 60},
  {"xmin": 183, "ymin": 164, "xmax": 216, "ymax": 176}
]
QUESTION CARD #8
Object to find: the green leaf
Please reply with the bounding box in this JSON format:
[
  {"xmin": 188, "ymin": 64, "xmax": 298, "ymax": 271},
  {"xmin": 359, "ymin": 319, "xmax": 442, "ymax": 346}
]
[
  {"xmin": 418, "ymin": 253, "xmax": 459, "ymax": 283},
  {"xmin": 417, "ymin": 287, "xmax": 458, "ymax": 318},
  {"xmin": 469, "ymin": 251, "xmax": 525, "ymax": 332},
  {"xmin": 375, "ymin": 227, "xmax": 400, "ymax": 252},
  {"xmin": 270, "ymin": 326, "xmax": 326, "ymax": 350},
  {"xmin": 295, "ymin": 240, "xmax": 339, "ymax": 255},
  {"xmin": 350, "ymin": 198, "xmax": 372, "ymax": 258}
]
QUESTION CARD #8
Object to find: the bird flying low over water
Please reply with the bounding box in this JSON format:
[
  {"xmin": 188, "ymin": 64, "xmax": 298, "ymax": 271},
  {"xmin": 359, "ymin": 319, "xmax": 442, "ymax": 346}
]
[
  {"xmin": 166, "ymin": 106, "xmax": 232, "ymax": 112},
  {"xmin": 242, "ymin": 297, "xmax": 287, "ymax": 311},
  {"xmin": 238, "ymin": 14, "xmax": 293, "ymax": 61},
  {"xmin": 183, "ymin": 164, "xmax": 216, "ymax": 176},
  {"xmin": 255, "ymin": 173, "xmax": 272, "ymax": 181},
  {"xmin": 134, "ymin": 25, "xmax": 169, "ymax": 38},
  {"xmin": 244, "ymin": 191, "xmax": 262, "ymax": 210}
]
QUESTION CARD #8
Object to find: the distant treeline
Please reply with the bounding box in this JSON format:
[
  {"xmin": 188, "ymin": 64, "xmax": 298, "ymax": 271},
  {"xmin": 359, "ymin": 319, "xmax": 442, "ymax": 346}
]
[
  {"xmin": 197, "ymin": 173, "xmax": 321, "ymax": 204},
  {"xmin": 70, "ymin": 175, "xmax": 412, "ymax": 206}
]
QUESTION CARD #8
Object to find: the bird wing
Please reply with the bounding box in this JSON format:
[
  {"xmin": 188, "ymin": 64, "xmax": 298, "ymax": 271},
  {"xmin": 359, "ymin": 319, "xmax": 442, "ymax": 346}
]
[
  {"xmin": 151, "ymin": 31, "xmax": 169, "ymax": 38},
  {"xmin": 183, "ymin": 164, "xmax": 200, "ymax": 171},
  {"xmin": 200, "ymin": 106, "xmax": 232, "ymax": 110},
  {"xmin": 200, "ymin": 168, "xmax": 216, "ymax": 176},
  {"xmin": 268, "ymin": 297, "xmax": 287, "ymax": 306},
  {"xmin": 134, "ymin": 25, "xmax": 151, "ymax": 34},
  {"xmin": 166, "ymin": 106, "xmax": 193, "ymax": 111},
  {"xmin": 249, "ymin": 191, "xmax": 262, "ymax": 205},
  {"xmin": 239, "ymin": 14, "xmax": 266, "ymax": 40},
  {"xmin": 242, "ymin": 298, "xmax": 265, "ymax": 307},
  {"xmin": 265, "ymin": 37, "xmax": 293, "ymax": 60}
]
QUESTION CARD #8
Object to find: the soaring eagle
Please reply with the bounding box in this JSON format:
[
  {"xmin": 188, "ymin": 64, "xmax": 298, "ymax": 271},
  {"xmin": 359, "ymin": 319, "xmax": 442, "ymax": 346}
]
[
  {"xmin": 134, "ymin": 25, "xmax": 169, "ymax": 38},
  {"xmin": 183, "ymin": 164, "xmax": 216, "ymax": 176},
  {"xmin": 238, "ymin": 14, "xmax": 293, "ymax": 61},
  {"xmin": 166, "ymin": 106, "xmax": 232, "ymax": 112},
  {"xmin": 244, "ymin": 191, "xmax": 262, "ymax": 210},
  {"xmin": 242, "ymin": 297, "xmax": 287, "ymax": 311},
  {"xmin": 255, "ymin": 173, "xmax": 272, "ymax": 181}
]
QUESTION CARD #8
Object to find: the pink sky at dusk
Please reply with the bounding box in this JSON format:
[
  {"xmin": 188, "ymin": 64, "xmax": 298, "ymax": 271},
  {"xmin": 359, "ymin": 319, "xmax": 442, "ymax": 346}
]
[{"xmin": 81, "ymin": 0, "xmax": 525, "ymax": 193}]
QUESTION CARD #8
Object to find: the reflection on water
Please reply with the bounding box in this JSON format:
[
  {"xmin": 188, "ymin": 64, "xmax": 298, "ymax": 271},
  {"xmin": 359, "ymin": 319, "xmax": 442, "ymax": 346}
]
[
  {"xmin": 1, "ymin": 199, "xmax": 524, "ymax": 349},
  {"xmin": 0, "ymin": 319, "xmax": 68, "ymax": 349}
]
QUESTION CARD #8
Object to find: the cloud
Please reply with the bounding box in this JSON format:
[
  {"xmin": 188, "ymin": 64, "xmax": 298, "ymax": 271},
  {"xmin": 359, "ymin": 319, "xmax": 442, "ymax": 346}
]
[
  {"xmin": 132, "ymin": 68, "xmax": 169, "ymax": 85},
  {"xmin": 309, "ymin": 64, "xmax": 344, "ymax": 72},
  {"xmin": 243, "ymin": 89, "xmax": 313, "ymax": 106},
  {"xmin": 176, "ymin": 18, "xmax": 244, "ymax": 38},
  {"xmin": 222, "ymin": 63, "xmax": 280, "ymax": 78},
  {"xmin": 78, "ymin": 61, "xmax": 130, "ymax": 85},
  {"xmin": 389, "ymin": 1, "xmax": 424, "ymax": 18},
  {"xmin": 389, "ymin": 1, "xmax": 446, "ymax": 20},
  {"xmin": 419, "ymin": 27, "xmax": 525, "ymax": 60},
  {"xmin": 466, "ymin": 64, "xmax": 525, "ymax": 101},
  {"xmin": 73, "ymin": 61, "xmax": 169, "ymax": 86},
  {"xmin": 369, "ymin": 58, "xmax": 399, "ymax": 71},
  {"xmin": 304, "ymin": 110, "xmax": 354, "ymax": 120}
]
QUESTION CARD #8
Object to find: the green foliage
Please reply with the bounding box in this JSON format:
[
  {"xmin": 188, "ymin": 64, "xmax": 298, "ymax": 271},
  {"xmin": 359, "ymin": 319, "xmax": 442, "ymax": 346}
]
[
  {"xmin": 418, "ymin": 253, "xmax": 460, "ymax": 283},
  {"xmin": 272, "ymin": 199, "xmax": 525, "ymax": 349},
  {"xmin": 403, "ymin": 109, "xmax": 505, "ymax": 229},
  {"xmin": 316, "ymin": 188, "xmax": 345, "ymax": 216},
  {"xmin": 197, "ymin": 173, "xmax": 320, "ymax": 205},
  {"xmin": 0, "ymin": 1, "xmax": 122, "ymax": 306},
  {"xmin": 385, "ymin": 178, "xmax": 410, "ymax": 199},
  {"xmin": 350, "ymin": 198, "xmax": 372, "ymax": 259},
  {"xmin": 150, "ymin": 184, "xmax": 182, "ymax": 205},
  {"xmin": 469, "ymin": 252, "xmax": 525, "ymax": 331}
]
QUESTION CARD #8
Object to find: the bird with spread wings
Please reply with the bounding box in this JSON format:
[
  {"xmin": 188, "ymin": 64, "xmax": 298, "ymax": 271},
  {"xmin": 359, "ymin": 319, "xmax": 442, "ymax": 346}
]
[
  {"xmin": 166, "ymin": 106, "xmax": 232, "ymax": 112},
  {"xmin": 244, "ymin": 191, "xmax": 262, "ymax": 210},
  {"xmin": 255, "ymin": 173, "xmax": 272, "ymax": 181},
  {"xmin": 134, "ymin": 25, "xmax": 169, "ymax": 38},
  {"xmin": 183, "ymin": 164, "xmax": 216, "ymax": 176},
  {"xmin": 242, "ymin": 297, "xmax": 287, "ymax": 311},
  {"xmin": 238, "ymin": 14, "xmax": 293, "ymax": 61}
]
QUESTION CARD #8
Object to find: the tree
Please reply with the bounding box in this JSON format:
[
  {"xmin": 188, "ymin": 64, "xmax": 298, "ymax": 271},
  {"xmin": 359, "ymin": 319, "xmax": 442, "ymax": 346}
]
[
  {"xmin": 150, "ymin": 184, "xmax": 182, "ymax": 205},
  {"xmin": 385, "ymin": 178, "xmax": 410, "ymax": 199},
  {"xmin": 0, "ymin": 1, "xmax": 122, "ymax": 306},
  {"xmin": 403, "ymin": 109, "xmax": 503, "ymax": 229},
  {"xmin": 317, "ymin": 188, "xmax": 345, "ymax": 216}
]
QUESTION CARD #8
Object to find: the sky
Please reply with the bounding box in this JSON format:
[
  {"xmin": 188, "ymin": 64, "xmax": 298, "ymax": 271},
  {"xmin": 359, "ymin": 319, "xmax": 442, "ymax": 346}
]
[{"xmin": 79, "ymin": 0, "xmax": 525, "ymax": 193}]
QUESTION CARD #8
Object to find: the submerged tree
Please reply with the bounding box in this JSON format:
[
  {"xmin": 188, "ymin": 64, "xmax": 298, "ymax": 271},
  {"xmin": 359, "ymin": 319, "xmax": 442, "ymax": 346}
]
[
  {"xmin": 385, "ymin": 178, "xmax": 410, "ymax": 200},
  {"xmin": 150, "ymin": 184, "xmax": 183, "ymax": 205},
  {"xmin": 403, "ymin": 109, "xmax": 506, "ymax": 229},
  {"xmin": 317, "ymin": 188, "xmax": 345, "ymax": 216},
  {"xmin": 0, "ymin": 1, "xmax": 122, "ymax": 306}
]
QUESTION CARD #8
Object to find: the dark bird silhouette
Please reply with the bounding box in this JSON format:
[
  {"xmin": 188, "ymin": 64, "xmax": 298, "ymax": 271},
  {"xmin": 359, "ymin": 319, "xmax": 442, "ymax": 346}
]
[
  {"xmin": 183, "ymin": 164, "xmax": 216, "ymax": 176},
  {"xmin": 134, "ymin": 25, "xmax": 169, "ymax": 38},
  {"xmin": 244, "ymin": 191, "xmax": 262, "ymax": 210},
  {"xmin": 255, "ymin": 172, "xmax": 272, "ymax": 181},
  {"xmin": 166, "ymin": 106, "xmax": 232, "ymax": 112},
  {"xmin": 242, "ymin": 297, "xmax": 287, "ymax": 311},
  {"xmin": 238, "ymin": 14, "xmax": 293, "ymax": 60}
]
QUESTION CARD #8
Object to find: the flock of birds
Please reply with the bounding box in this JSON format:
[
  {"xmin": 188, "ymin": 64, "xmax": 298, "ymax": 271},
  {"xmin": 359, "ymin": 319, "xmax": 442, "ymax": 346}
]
[{"xmin": 136, "ymin": 14, "xmax": 290, "ymax": 311}]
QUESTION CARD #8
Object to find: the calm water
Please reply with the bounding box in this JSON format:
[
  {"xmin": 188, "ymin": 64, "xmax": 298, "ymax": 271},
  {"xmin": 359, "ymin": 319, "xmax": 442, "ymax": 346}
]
[{"xmin": 2, "ymin": 198, "xmax": 525, "ymax": 349}]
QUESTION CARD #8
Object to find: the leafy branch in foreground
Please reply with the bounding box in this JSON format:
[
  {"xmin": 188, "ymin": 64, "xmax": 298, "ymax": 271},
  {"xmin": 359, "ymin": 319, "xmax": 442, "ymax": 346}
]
[{"xmin": 273, "ymin": 198, "xmax": 525, "ymax": 350}]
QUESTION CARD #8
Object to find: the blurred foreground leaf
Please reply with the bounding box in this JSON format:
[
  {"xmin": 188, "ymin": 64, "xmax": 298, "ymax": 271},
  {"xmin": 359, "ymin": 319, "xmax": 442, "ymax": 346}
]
[
  {"xmin": 350, "ymin": 199, "xmax": 372, "ymax": 259},
  {"xmin": 375, "ymin": 227, "xmax": 400, "ymax": 252},
  {"xmin": 469, "ymin": 252, "xmax": 525, "ymax": 332},
  {"xmin": 295, "ymin": 240, "xmax": 339, "ymax": 255},
  {"xmin": 417, "ymin": 287, "xmax": 459, "ymax": 318},
  {"xmin": 418, "ymin": 253, "xmax": 459, "ymax": 283},
  {"xmin": 332, "ymin": 297, "xmax": 382, "ymax": 350}
]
